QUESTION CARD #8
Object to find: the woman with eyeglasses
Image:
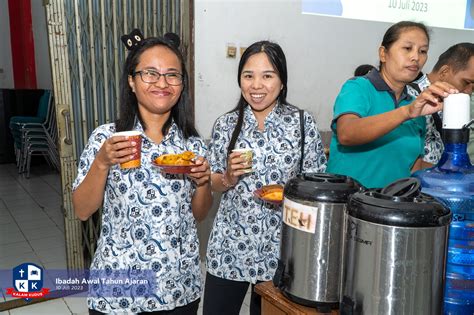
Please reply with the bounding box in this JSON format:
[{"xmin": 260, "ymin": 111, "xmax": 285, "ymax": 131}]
[
  {"xmin": 72, "ymin": 31, "xmax": 212, "ymax": 314},
  {"xmin": 203, "ymin": 40, "xmax": 327, "ymax": 315}
]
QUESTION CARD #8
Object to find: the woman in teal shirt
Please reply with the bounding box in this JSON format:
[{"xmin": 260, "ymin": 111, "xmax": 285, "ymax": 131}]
[{"xmin": 327, "ymin": 21, "xmax": 458, "ymax": 188}]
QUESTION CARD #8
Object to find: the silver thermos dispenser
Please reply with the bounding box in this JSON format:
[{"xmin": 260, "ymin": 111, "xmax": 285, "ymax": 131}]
[
  {"xmin": 274, "ymin": 173, "xmax": 361, "ymax": 312},
  {"xmin": 341, "ymin": 178, "xmax": 452, "ymax": 315}
]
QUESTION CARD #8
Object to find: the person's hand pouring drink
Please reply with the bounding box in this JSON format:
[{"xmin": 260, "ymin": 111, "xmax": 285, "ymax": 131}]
[{"xmin": 404, "ymin": 81, "xmax": 458, "ymax": 119}]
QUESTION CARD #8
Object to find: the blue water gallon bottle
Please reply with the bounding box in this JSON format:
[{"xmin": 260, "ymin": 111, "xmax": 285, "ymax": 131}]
[{"xmin": 413, "ymin": 93, "xmax": 474, "ymax": 314}]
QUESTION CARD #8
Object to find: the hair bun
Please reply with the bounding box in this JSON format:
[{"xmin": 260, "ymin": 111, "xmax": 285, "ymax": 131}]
[{"xmin": 164, "ymin": 32, "xmax": 180, "ymax": 48}]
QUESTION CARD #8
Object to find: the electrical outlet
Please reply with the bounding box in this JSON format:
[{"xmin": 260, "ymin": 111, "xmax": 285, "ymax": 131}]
[
  {"xmin": 240, "ymin": 47, "xmax": 247, "ymax": 57},
  {"xmin": 226, "ymin": 44, "xmax": 237, "ymax": 58}
]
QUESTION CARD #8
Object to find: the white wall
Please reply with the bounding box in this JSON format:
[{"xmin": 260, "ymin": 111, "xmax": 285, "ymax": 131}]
[
  {"xmin": 31, "ymin": 0, "xmax": 52, "ymax": 90},
  {"xmin": 0, "ymin": 0, "xmax": 13, "ymax": 88},
  {"xmin": 194, "ymin": 0, "xmax": 474, "ymax": 137}
]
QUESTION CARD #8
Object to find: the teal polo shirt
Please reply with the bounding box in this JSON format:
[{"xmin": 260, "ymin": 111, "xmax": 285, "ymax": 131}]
[{"xmin": 327, "ymin": 70, "xmax": 426, "ymax": 188}]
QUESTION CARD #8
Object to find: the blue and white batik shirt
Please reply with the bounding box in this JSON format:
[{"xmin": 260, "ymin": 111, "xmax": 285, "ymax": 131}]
[
  {"xmin": 206, "ymin": 103, "xmax": 327, "ymax": 284},
  {"xmin": 408, "ymin": 74, "xmax": 444, "ymax": 164},
  {"xmin": 73, "ymin": 120, "xmax": 206, "ymax": 314}
]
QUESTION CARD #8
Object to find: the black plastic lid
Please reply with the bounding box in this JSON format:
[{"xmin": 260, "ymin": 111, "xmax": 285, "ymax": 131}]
[
  {"xmin": 442, "ymin": 128, "xmax": 469, "ymax": 144},
  {"xmin": 284, "ymin": 173, "xmax": 362, "ymax": 203},
  {"xmin": 348, "ymin": 178, "xmax": 452, "ymax": 227}
]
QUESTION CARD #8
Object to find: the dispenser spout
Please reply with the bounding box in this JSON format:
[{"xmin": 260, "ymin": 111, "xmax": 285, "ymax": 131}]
[{"xmin": 464, "ymin": 119, "xmax": 474, "ymax": 130}]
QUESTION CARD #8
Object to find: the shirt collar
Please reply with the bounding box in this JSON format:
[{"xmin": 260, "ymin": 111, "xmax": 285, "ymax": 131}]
[
  {"xmin": 365, "ymin": 69, "xmax": 412, "ymax": 105},
  {"xmin": 243, "ymin": 102, "xmax": 285, "ymax": 129},
  {"xmin": 414, "ymin": 73, "xmax": 431, "ymax": 90},
  {"xmin": 133, "ymin": 117, "xmax": 180, "ymax": 143}
]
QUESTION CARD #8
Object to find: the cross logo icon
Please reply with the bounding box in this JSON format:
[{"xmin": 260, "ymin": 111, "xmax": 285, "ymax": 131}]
[{"xmin": 6, "ymin": 263, "xmax": 49, "ymax": 301}]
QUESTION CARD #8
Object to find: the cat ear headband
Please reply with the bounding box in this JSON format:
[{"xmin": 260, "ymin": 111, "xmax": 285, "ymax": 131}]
[
  {"xmin": 163, "ymin": 32, "xmax": 180, "ymax": 49},
  {"xmin": 121, "ymin": 29, "xmax": 144, "ymax": 51},
  {"xmin": 121, "ymin": 29, "xmax": 181, "ymax": 51}
]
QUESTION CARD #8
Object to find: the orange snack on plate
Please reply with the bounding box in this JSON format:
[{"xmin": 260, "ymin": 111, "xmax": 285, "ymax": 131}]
[
  {"xmin": 155, "ymin": 151, "xmax": 196, "ymax": 166},
  {"xmin": 261, "ymin": 186, "xmax": 283, "ymax": 201}
]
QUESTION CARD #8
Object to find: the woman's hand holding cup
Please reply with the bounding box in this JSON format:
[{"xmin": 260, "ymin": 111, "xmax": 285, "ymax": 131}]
[
  {"xmin": 232, "ymin": 149, "xmax": 253, "ymax": 173},
  {"xmin": 224, "ymin": 149, "xmax": 254, "ymax": 186},
  {"xmin": 96, "ymin": 131, "xmax": 142, "ymax": 170}
]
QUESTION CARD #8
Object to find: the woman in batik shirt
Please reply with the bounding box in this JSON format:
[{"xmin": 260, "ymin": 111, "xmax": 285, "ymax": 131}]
[
  {"xmin": 73, "ymin": 31, "xmax": 212, "ymax": 314},
  {"xmin": 203, "ymin": 41, "xmax": 327, "ymax": 315}
]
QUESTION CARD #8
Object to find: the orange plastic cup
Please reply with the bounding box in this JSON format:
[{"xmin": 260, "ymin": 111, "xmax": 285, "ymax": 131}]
[{"xmin": 113, "ymin": 131, "xmax": 142, "ymax": 169}]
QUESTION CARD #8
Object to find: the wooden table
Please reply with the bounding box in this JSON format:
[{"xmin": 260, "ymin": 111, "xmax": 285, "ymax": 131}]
[{"xmin": 254, "ymin": 281, "xmax": 339, "ymax": 315}]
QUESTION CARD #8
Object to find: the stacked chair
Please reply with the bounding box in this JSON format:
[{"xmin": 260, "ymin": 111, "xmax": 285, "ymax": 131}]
[{"xmin": 9, "ymin": 90, "xmax": 60, "ymax": 178}]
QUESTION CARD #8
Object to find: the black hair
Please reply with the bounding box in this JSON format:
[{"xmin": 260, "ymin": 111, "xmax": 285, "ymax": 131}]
[
  {"xmin": 227, "ymin": 40, "xmax": 288, "ymax": 156},
  {"xmin": 115, "ymin": 34, "xmax": 199, "ymax": 139},
  {"xmin": 354, "ymin": 64, "xmax": 376, "ymax": 77},
  {"xmin": 432, "ymin": 42, "xmax": 474, "ymax": 73},
  {"xmin": 379, "ymin": 21, "xmax": 430, "ymax": 70}
]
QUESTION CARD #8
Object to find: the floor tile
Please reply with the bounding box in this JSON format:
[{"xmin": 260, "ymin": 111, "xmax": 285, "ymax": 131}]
[
  {"xmin": 51, "ymin": 215, "xmax": 65, "ymax": 227},
  {"xmin": 6, "ymin": 201, "xmax": 42, "ymax": 210},
  {"xmin": 0, "ymin": 241, "xmax": 33, "ymax": 259},
  {"xmin": 16, "ymin": 218, "xmax": 56, "ymax": 231},
  {"xmin": 43, "ymin": 259, "xmax": 67, "ymax": 270},
  {"xmin": 36, "ymin": 246, "xmax": 67, "ymax": 264},
  {"xmin": 0, "ymin": 203, "xmax": 8, "ymax": 211},
  {"xmin": 0, "ymin": 214, "xmax": 16, "ymax": 226},
  {"xmin": 7, "ymin": 209, "xmax": 43, "ymax": 219},
  {"xmin": 11, "ymin": 212, "xmax": 50, "ymax": 225},
  {"xmin": 0, "ymin": 230, "xmax": 26, "ymax": 246},
  {"xmin": 0, "ymin": 252, "xmax": 42, "ymax": 270},
  {"xmin": 35, "ymin": 201, "xmax": 61, "ymax": 211},
  {"xmin": 28, "ymin": 236, "xmax": 66, "ymax": 252},
  {"xmin": 28, "ymin": 185, "xmax": 59, "ymax": 193},
  {"xmin": 63, "ymin": 294, "xmax": 89, "ymax": 314},
  {"xmin": 0, "ymin": 193, "xmax": 33, "ymax": 202},
  {"xmin": 0, "ymin": 187, "xmax": 24, "ymax": 195},
  {"xmin": 0, "ymin": 224, "xmax": 21, "ymax": 236},
  {"xmin": 47, "ymin": 211, "xmax": 65, "ymax": 221},
  {"xmin": 9, "ymin": 298, "xmax": 71, "ymax": 315},
  {"xmin": 44, "ymin": 206, "xmax": 63, "ymax": 215},
  {"xmin": 22, "ymin": 226, "xmax": 63, "ymax": 241}
]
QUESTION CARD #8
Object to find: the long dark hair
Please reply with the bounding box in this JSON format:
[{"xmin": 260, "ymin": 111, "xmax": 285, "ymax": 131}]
[
  {"xmin": 379, "ymin": 21, "xmax": 430, "ymax": 70},
  {"xmin": 226, "ymin": 40, "xmax": 288, "ymax": 156},
  {"xmin": 115, "ymin": 36, "xmax": 199, "ymax": 138}
]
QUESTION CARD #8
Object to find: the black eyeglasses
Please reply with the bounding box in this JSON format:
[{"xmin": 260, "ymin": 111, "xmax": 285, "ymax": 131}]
[{"xmin": 132, "ymin": 69, "xmax": 183, "ymax": 86}]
